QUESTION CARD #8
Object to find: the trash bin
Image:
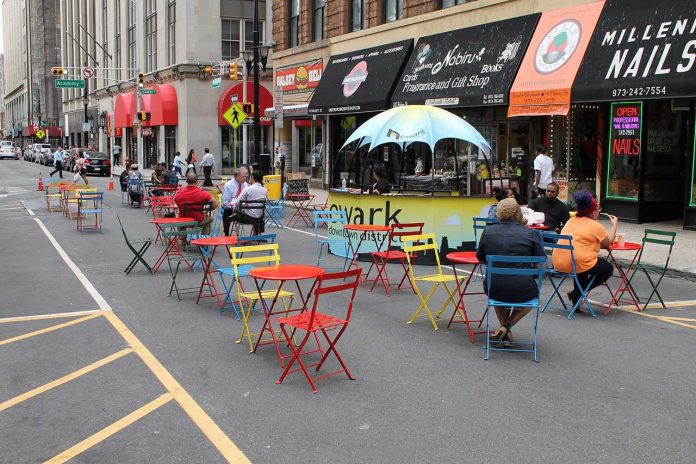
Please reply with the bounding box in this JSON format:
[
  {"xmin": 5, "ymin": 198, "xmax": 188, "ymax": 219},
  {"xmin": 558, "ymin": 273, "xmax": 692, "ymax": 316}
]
[{"xmin": 264, "ymin": 174, "xmax": 282, "ymax": 201}]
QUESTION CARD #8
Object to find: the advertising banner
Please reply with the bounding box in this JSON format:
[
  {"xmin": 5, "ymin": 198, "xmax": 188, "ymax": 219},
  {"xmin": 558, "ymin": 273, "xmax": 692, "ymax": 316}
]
[
  {"xmin": 275, "ymin": 59, "xmax": 323, "ymax": 94},
  {"xmin": 574, "ymin": 0, "xmax": 696, "ymax": 102},
  {"xmin": 508, "ymin": 1, "xmax": 605, "ymax": 116},
  {"xmin": 391, "ymin": 14, "xmax": 539, "ymax": 107},
  {"xmin": 308, "ymin": 40, "xmax": 413, "ymax": 115}
]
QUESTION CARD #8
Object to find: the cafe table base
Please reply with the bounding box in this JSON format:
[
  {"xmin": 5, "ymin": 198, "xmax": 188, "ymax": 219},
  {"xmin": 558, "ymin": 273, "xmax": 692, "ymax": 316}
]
[
  {"xmin": 286, "ymin": 194, "xmax": 315, "ymax": 228},
  {"xmin": 345, "ymin": 224, "xmax": 391, "ymax": 285},
  {"xmin": 191, "ymin": 236, "xmax": 238, "ymax": 307},
  {"xmin": 603, "ymin": 242, "xmax": 643, "ymax": 313},
  {"xmin": 445, "ymin": 252, "xmax": 489, "ymax": 343}
]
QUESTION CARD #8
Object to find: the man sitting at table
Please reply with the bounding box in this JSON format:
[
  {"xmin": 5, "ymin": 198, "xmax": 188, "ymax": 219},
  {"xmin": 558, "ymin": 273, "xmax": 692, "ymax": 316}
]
[
  {"xmin": 221, "ymin": 167, "xmax": 249, "ymax": 236},
  {"xmin": 174, "ymin": 173, "xmax": 219, "ymax": 234},
  {"xmin": 528, "ymin": 181, "xmax": 570, "ymax": 233},
  {"xmin": 229, "ymin": 170, "xmax": 268, "ymax": 235}
]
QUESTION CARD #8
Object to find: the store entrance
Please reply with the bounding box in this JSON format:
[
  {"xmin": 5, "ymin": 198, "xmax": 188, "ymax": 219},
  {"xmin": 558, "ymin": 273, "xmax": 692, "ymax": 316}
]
[{"xmin": 295, "ymin": 120, "xmax": 323, "ymax": 180}]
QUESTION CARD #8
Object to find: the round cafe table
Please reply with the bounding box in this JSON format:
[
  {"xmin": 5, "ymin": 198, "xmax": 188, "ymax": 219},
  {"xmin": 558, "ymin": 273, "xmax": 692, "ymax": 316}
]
[
  {"xmin": 344, "ymin": 224, "xmax": 391, "ymax": 284},
  {"xmin": 446, "ymin": 252, "xmax": 488, "ymax": 343},
  {"xmin": 191, "ymin": 236, "xmax": 238, "ymax": 307},
  {"xmin": 248, "ymin": 264, "xmax": 325, "ymax": 367},
  {"xmin": 150, "ymin": 217, "xmax": 195, "ymax": 273},
  {"xmin": 604, "ymin": 241, "xmax": 643, "ymax": 313}
]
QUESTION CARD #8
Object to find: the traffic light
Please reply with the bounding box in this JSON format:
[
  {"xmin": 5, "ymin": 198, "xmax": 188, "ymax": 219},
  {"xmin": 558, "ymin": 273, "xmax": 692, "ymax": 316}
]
[
  {"xmin": 51, "ymin": 67, "xmax": 68, "ymax": 76},
  {"xmin": 138, "ymin": 73, "xmax": 144, "ymax": 88},
  {"xmin": 230, "ymin": 63, "xmax": 238, "ymax": 81},
  {"xmin": 136, "ymin": 111, "xmax": 151, "ymax": 121},
  {"xmin": 202, "ymin": 66, "xmax": 213, "ymax": 78},
  {"xmin": 242, "ymin": 103, "xmax": 252, "ymax": 114}
]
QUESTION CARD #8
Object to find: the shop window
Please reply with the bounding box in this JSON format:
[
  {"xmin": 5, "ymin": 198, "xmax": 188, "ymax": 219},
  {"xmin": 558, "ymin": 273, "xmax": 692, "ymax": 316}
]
[
  {"xmin": 289, "ymin": 0, "xmax": 299, "ymax": 47},
  {"xmin": 384, "ymin": 0, "xmax": 403, "ymax": 22},
  {"xmin": 164, "ymin": 126, "xmax": 176, "ymax": 167},
  {"xmin": 606, "ymin": 102, "xmax": 642, "ymax": 200},
  {"xmin": 144, "ymin": 0, "xmax": 157, "ymax": 72},
  {"xmin": 313, "ymin": 0, "xmax": 325, "ymax": 41},
  {"xmin": 351, "ymin": 0, "xmax": 365, "ymax": 32},
  {"xmin": 167, "ymin": 1, "xmax": 176, "ymax": 66},
  {"xmin": 441, "ymin": 0, "xmax": 466, "ymax": 8},
  {"xmin": 127, "ymin": 1, "xmax": 137, "ymax": 78},
  {"xmin": 568, "ymin": 106, "xmax": 601, "ymax": 197},
  {"xmin": 644, "ymin": 100, "xmax": 682, "ymax": 203},
  {"xmin": 222, "ymin": 18, "xmax": 265, "ymax": 61},
  {"xmin": 691, "ymin": 124, "xmax": 696, "ymax": 207}
]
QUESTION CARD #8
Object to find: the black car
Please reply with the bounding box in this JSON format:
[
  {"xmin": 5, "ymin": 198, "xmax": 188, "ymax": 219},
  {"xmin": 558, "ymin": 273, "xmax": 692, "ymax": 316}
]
[{"xmin": 84, "ymin": 152, "xmax": 111, "ymax": 176}]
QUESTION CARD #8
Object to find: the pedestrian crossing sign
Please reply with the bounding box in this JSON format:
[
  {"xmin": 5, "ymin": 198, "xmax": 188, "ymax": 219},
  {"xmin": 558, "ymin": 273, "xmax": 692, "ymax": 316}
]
[{"xmin": 223, "ymin": 103, "xmax": 247, "ymax": 129}]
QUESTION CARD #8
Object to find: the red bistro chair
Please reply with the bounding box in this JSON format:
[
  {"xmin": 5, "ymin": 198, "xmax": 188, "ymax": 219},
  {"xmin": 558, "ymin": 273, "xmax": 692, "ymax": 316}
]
[
  {"xmin": 368, "ymin": 223, "xmax": 425, "ymax": 296},
  {"xmin": 276, "ymin": 268, "xmax": 361, "ymax": 393}
]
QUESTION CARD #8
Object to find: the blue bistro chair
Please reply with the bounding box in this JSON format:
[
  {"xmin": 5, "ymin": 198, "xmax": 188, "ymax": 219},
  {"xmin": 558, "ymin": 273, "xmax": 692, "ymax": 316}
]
[
  {"xmin": 471, "ymin": 217, "xmax": 499, "ymax": 281},
  {"xmin": 540, "ymin": 231, "xmax": 597, "ymax": 320},
  {"xmin": 266, "ymin": 183, "xmax": 287, "ymax": 228},
  {"xmin": 313, "ymin": 210, "xmax": 350, "ymax": 271},
  {"xmin": 484, "ymin": 255, "xmax": 546, "ymax": 362}
]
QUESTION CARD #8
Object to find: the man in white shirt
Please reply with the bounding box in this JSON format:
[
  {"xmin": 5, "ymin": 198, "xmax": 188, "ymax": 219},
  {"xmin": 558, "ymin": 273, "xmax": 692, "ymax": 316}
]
[
  {"xmin": 230, "ymin": 170, "xmax": 268, "ymax": 235},
  {"xmin": 50, "ymin": 146, "xmax": 63, "ymax": 178},
  {"xmin": 221, "ymin": 167, "xmax": 249, "ymax": 236},
  {"xmin": 200, "ymin": 147, "xmax": 215, "ymax": 186},
  {"xmin": 533, "ymin": 144, "xmax": 554, "ymax": 198}
]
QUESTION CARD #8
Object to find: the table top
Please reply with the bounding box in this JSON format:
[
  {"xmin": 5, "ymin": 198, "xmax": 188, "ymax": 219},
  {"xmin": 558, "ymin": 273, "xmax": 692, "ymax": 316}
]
[
  {"xmin": 249, "ymin": 264, "xmax": 325, "ymax": 281},
  {"xmin": 150, "ymin": 217, "xmax": 195, "ymax": 225},
  {"xmin": 446, "ymin": 251, "xmax": 479, "ymax": 264},
  {"xmin": 345, "ymin": 224, "xmax": 391, "ymax": 232},
  {"xmin": 191, "ymin": 236, "xmax": 238, "ymax": 247},
  {"xmin": 609, "ymin": 241, "xmax": 642, "ymax": 251}
]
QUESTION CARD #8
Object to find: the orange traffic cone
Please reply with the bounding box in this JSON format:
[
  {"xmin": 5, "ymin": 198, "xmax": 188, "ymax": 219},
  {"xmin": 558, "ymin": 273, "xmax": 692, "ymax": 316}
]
[
  {"xmin": 107, "ymin": 176, "xmax": 114, "ymax": 190},
  {"xmin": 37, "ymin": 173, "xmax": 44, "ymax": 191}
]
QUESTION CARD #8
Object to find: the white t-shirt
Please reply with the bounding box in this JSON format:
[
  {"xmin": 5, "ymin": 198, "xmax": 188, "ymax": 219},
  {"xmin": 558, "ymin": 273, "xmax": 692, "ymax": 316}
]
[{"xmin": 533, "ymin": 154, "xmax": 554, "ymax": 189}]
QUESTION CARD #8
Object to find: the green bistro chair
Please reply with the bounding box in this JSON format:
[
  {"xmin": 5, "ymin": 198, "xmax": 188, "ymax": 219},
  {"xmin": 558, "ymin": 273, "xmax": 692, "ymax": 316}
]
[
  {"xmin": 163, "ymin": 222, "xmax": 204, "ymax": 301},
  {"xmin": 117, "ymin": 214, "xmax": 153, "ymax": 275},
  {"xmin": 623, "ymin": 229, "xmax": 677, "ymax": 311}
]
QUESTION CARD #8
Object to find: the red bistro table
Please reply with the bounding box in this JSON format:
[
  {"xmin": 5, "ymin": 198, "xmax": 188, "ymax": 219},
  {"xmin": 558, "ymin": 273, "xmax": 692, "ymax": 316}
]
[
  {"xmin": 604, "ymin": 241, "xmax": 643, "ymax": 313},
  {"xmin": 191, "ymin": 236, "xmax": 238, "ymax": 306},
  {"xmin": 446, "ymin": 252, "xmax": 489, "ymax": 343},
  {"xmin": 345, "ymin": 224, "xmax": 391, "ymax": 284},
  {"xmin": 150, "ymin": 217, "xmax": 195, "ymax": 273},
  {"xmin": 249, "ymin": 264, "xmax": 325, "ymax": 367},
  {"xmin": 527, "ymin": 224, "xmax": 550, "ymax": 230},
  {"xmin": 286, "ymin": 193, "xmax": 315, "ymax": 227}
]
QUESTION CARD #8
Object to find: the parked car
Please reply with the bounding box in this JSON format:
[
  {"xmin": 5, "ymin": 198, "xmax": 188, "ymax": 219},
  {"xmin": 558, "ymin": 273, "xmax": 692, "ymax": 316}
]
[
  {"xmin": 83, "ymin": 151, "xmax": 111, "ymax": 176},
  {"xmin": 0, "ymin": 145, "xmax": 16, "ymax": 160},
  {"xmin": 24, "ymin": 144, "xmax": 35, "ymax": 162},
  {"xmin": 34, "ymin": 144, "xmax": 53, "ymax": 165}
]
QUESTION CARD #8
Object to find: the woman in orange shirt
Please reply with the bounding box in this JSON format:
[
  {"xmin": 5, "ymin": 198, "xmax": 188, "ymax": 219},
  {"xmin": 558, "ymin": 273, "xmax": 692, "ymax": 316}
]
[{"xmin": 552, "ymin": 190, "xmax": 618, "ymax": 307}]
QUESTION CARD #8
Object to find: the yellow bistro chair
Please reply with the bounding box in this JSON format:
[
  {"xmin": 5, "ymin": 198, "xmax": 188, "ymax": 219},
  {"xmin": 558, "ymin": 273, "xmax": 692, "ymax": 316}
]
[
  {"xmin": 45, "ymin": 180, "xmax": 68, "ymax": 212},
  {"xmin": 403, "ymin": 233, "xmax": 463, "ymax": 331},
  {"xmin": 228, "ymin": 243, "xmax": 295, "ymax": 352}
]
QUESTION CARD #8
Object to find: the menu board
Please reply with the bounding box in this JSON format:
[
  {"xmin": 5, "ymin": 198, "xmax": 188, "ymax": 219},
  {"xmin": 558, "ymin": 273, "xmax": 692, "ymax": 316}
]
[
  {"xmin": 287, "ymin": 179, "xmax": 309, "ymax": 195},
  {"xmin": 609, "ymin": 102, "xmax": 642, "ymax": 157}
]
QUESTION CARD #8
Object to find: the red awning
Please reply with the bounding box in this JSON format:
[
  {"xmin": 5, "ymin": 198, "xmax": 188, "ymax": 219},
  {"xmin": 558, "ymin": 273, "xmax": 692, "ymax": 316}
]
[
  {"xmin": 23, "ymin": 126, "xmax": 63, "ymax": 136},
  {"xmin": 154, "ymin": 84, "xmax": 178, "ymax": 126},
  {"xmin": 114, "ymin": 93, "xmax": 136, "ymax": 128},
  {"xmin": 217, "ymin": 82, "xmax": 273, "ymax": 126},
  {"xmin": 114, "ymin": 85, "xmax": 178, "ymax": 128},
  {"xmin": 293, "ymin": 119, "xmax": 323, "ymax": 127}
]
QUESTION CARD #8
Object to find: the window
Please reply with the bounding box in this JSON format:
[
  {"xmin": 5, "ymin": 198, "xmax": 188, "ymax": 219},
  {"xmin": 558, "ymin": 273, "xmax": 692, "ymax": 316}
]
[
  {"xmin": 441, "ymin": 0, "xmax": 466, "ymax": 7},
  {"xmin": 115, "ymin": 0, "xmax": 121, "ymax": 80},
  {"xmin": 384, "ymin": 0, "xmax": 403, "ymax": 22},
  {"xmin": 167, "ymin": 1, "xmax": 176, "ymax": 65},
  {"xmin": 289, "ymin": 0, "xmax": 299, "ymax": 48},
  {"xmin": 127, "ymin": 0, "xmax": 136, "ymax": 77},
  {"xmin": 221, "ymin": 18, "xmax": 265, "ymax": 61},
  {"xmin": 313, "ymin": 0, "xmax": 325, "ymax": 41},
  {"xmin": 351, "ymin": 0, "xmax": 365, "ymax": 31},
  {"xmin": 145, "ymin": 0, "xmax": 157, "ymax": 72}
]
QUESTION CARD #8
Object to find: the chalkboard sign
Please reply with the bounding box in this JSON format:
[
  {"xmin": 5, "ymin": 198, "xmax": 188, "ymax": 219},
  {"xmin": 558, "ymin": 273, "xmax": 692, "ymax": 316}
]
[{"xmin": 287, "ymin": 179, "xmax": 309, "ymax": 195}]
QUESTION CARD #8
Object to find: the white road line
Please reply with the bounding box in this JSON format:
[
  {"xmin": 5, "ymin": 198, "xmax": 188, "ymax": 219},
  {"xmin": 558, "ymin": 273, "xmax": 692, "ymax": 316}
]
[
  {"xmin": 0, "ymin": 309, "xmax": 106, "ymax": 323},
  {"xmin": 21, "ymin": 200, "xmax": 35, "ymax": 216}
]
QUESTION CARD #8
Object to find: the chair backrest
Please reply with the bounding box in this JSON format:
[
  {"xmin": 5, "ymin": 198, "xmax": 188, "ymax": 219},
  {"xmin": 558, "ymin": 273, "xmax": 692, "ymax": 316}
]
[
  {"xmin": 77, "ymin": 191, "xmax": 104, "ymax": 206},
  {"xmin": 177, "ymin": 201, "xmax": 211, "ymax": 219},
  {"xmin": 473, "ymin": 217, "xmax": 498, "ymax": 248},
  {"xmin": 238, "ymin": 233, "xmax": 277, "ymax": 244},
  {"xmin": 116, "ymin": 214, "xmax": 130, "ymax": 242},
  {"xmin": 239, "ymin": 200, "xmax": 266, "ymax": 214},
  {"xmin": 540, "ymin": 231, "xmax": 579, "ymax": 276},
  {"xmin": 307, "ymin": 268, "xmax": 361, "ymax": 325},
  {"xmin": 402, "ymin": 233, "xmax": 443, "ymax": 275},
  {"xmin": 485, "ymin": 255, "xmax": 545, "ymax": 300},
  {"xmin": 313, "ymin": 210, "xmax": 347, "ymax": 239},
  {"xmin": 388, "ymin": 222, "xmax": 424, "ymax": 249},
  {"xmin": 228, "ymin": 242, "xmax": 281, "ymax": 279},
  {"xmin": 639, "ymin": 229, "xmax": 677, "ymax": 268},
  {"xmin": 160, "ymin": 221, "xmax": 201, "ymax": 241}
]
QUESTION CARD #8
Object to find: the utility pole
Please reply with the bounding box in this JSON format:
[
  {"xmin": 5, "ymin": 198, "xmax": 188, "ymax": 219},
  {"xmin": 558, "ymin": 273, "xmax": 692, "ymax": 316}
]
[
  {"xmin": 253, "ymin": 0, "xmax": 261, "ymax": 168},
  {"xmin": 242, "ymin": 59, "xmax": 248, "ymax": 165},
  {"xmin": 83, "ymin": 63, "xmax": 89, "ymax": 146}
]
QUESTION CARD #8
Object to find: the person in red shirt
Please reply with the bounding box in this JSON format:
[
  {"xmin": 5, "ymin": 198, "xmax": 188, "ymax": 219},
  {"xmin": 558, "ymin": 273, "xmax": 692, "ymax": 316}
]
[{"xmin": 174, "ymin": 173, "xmax": 219, "ymax": 233}]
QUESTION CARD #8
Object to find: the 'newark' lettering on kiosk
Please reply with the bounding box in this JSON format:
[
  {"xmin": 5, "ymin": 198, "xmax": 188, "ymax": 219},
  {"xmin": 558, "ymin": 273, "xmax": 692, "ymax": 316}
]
[{"xmin": 329, "ymin": 200, "xmax": 402, "ymax": 225}]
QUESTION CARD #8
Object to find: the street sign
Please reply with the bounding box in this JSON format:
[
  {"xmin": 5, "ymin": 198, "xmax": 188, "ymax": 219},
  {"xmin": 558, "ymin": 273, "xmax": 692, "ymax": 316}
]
[
  {"xmin": 138, "ymin": 88, "xmax": 157, "ymax": 95},
  {"xmin": 35, "ymin": 129, "xmax": 46, "ymax": 139},
  {"xmin": 222, "ymin": 103, "xmax": 247, "ymax": 130},
  {"xmin": 55, "ymin": 79, "xmax": 85, "ymax": 89},
  {"xmin": 82, "ymin": 66, "xmax": 95, "ymax": 78},
  {"xmin": 230, "ymin": 95, "xmax": 238, "ymax": 103},
  {"xmin": 212, "ymin": 77, "xmax": 221, "ymax": 88}
]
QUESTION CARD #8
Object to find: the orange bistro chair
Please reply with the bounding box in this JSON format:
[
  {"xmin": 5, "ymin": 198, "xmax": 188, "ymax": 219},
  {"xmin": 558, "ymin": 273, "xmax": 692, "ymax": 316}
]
[{"xmin": 368, "ymin": 223, "xmax": 424, "ymax": 296}]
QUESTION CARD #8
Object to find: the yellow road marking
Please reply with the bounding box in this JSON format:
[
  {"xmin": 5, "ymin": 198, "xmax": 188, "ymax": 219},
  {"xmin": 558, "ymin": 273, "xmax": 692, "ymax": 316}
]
[
  {"xmin": 0, "ymin": 314, "xmax": 101, "ymax": 346},
  {"xmin": 102, "ymin": 311, "xmax": 251, "ymax": 463},
  {"xmin": 659, "ymin": 316, "xmax": 696, "ymax": 322},
  {"xmin": 0, "ymin": 309, "xmax": 108, "ymax": 324},
  {"xmin": 43, "ymin": 392, "xmax": 173, "ymax": 464},
  {"xmin": 0, "ymin": 348, "xmax": 133, "ymax": 412},
  {"xmin": 616, "ymin": 299, "xmax": 696, "ymax": 310},
  {"xmin": 620, "ymin": 309, "xmax": 696, "ymax": 330}
]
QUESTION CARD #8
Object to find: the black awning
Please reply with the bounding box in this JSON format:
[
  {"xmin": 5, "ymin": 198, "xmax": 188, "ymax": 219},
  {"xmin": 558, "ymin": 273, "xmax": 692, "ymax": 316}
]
[
  {"xmin": 308, "ymin": 40, "xmax": 413, "ymax": 115},
  {"xmin": 391, "ymin": 14, "xmax": 539, "ymax": 107},
  {"xmin": 573, "ymin": 0, "xmax": 696, "ymax": 102}
]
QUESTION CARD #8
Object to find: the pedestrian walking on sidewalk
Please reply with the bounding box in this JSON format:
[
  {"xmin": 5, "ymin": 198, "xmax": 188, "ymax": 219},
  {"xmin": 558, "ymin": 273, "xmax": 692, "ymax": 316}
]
[
  {"xmin": 50, "ymin": 146, "xmax": 63, "ymax": 178},
  {"xmin": 200, "ymin": 148, "xmax": 215, "ymax": 187},
  {"xmin": 186, "ymin": 149, "xmax": 197, "ymax": 175},
  {"xmin": 172, "ymin": 151, "xmax": 185, "ymax": 176}
]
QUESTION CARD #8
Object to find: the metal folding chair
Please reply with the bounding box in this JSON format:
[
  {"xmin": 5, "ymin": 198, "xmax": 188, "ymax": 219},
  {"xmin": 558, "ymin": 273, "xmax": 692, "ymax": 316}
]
[
  {"xmin": 126, "ymin": 178, "xmax": 145, "ymax": 208},
  {"xmin": 369, "ymin": 222, "xmax": 424, "ymax": 296},
  {"xmin": 313, "ymin": 210, "xmax": 350, "ymax": 271},
  {"xmin": 471, "ymin": 217, "xmax": 498, "ymax": 281},
  {"xmin": 117, "ymin": 214, "xmax": 153, "ymax": 275},
  {"xmin": 540, "ymin": 231, "xmax": 597, "ymax": 319},
  {"xmin": 76, "ymin": 191, "xmax": 104, "ymax": 233},
  {"xmin": 165, "ymin": 223, "xmax": 204, "ymax": 301},
  {"xmin": 45, "ymin": 180, "xmax": 67, "ymax": 212},
  {"xmin": 266, "ymin": 184, "xmax": 287, "ymax": 228},
  {"xmin": 484, "ymin": 255, "xmax": 546, "ymax": 362},
  {"xmin": 231, "ymin": 200, "xmax": 266, "ymax": 236},
  {"xmin": 403, "ymin": 233, "xmax": 462, "ymax": 331},
  {"xmin": 276, "ymin": 268, "xmax": 361, "ymax": 393},
  {"xmin": 624, "ymin": 229, "xmax": 677, "ymax": 310}
]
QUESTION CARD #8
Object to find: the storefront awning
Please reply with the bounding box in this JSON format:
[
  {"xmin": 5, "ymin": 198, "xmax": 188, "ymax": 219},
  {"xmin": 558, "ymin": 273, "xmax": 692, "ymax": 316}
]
[
  {"xmin": 573, "ymin": 0, "xmax": 696, "ymax": 102},
  {"xmin": 391, "ymin": 14, "xmax": 539, "ymax": 107},
  {"xmin": 308, "ymin": 40, "xmax": 413, "ymax": 115},
  {"xmin": 508, "ymin": 1, "xmax": 605, "ymax": 117},
  {"xmin": 264, "ymin": 103, "xmax": 310, "ymax": 118},
  {"xmin": 114, "ymin": 85, "xmax": 179, "ymax": 128},
  {"xmin": 114, "ymin": 93, "xmax": 135, "ymax": 128},
  {"xmin": 217, "ymin": 82, "xmax": 273, "ymax": 126}
]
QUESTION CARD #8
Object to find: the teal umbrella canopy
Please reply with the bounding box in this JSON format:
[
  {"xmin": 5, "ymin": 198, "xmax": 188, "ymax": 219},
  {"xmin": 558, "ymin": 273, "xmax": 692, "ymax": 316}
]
[{"xmin": 341, "ymin": 105, "xmax": 492, "ymax": 154}]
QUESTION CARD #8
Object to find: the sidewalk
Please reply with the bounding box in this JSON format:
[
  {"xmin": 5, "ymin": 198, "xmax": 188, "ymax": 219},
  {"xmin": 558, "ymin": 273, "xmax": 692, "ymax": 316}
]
[{"xmin": 114, "ymin": 166, "xmax": 694, "ymax": 279}]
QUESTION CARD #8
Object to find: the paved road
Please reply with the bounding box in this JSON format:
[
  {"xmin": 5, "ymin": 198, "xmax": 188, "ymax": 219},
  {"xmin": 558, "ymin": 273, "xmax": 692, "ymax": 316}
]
[{"xmin": 1, "ymin": 159, "xmax": 695, "ymax": 464}]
